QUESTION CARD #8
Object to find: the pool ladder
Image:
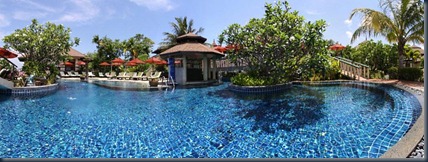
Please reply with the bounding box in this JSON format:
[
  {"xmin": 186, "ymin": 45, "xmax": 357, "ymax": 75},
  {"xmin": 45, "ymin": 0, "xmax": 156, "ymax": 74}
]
[{"xmin": 167, "ymin": 75, "xmax": 176, "ymax": 88}]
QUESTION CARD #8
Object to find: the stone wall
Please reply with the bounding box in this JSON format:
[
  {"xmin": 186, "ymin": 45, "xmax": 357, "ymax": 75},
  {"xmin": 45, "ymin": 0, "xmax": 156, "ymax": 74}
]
[{"xmin": 0, "ymin": 83, "xmax": 59, "ymax": 97}]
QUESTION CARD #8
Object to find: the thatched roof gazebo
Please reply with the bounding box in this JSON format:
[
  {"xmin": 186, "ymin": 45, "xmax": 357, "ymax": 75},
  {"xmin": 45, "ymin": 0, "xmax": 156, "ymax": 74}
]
[{"xmin": 159, "ymin": 33, "xmax": 224, "ymax": 85}]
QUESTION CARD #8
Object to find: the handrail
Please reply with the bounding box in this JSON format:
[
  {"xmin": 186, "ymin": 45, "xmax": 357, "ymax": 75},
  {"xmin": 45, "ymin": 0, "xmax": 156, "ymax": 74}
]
[
  {"xmin": 332, "ymin": 56, "xmax": 370, "ymax": 80},
  {"xmin": 168, "ymin": 75, "xmax": 176, "ymax": 88},
  {"xmin": 336, "ymin": 56, "xmax": 370, "ymax": 68}
]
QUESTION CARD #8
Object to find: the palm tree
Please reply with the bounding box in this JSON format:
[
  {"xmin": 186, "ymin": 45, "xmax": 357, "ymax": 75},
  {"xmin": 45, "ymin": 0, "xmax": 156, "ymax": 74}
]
[
  {"xmin": 158, "ymin": 16, "xmax": 204, "ymax": 52},
  {"xmin": 349, "ymin": 0, "xmax": 423, "ymax": 68}
]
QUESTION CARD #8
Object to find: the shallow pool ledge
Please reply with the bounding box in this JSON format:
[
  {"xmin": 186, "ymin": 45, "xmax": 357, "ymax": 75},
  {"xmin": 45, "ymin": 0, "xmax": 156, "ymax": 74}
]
[
  {"xmin": 380, "ymin": 83, "xmax": 425, "ymax": 158},
  {"xmin": 228, "ymin": 82, "xmax": 292, "ymax": 93},
  {"xmin": 0, "ymin": 83, "xmax": 60, "ymax": 96}
]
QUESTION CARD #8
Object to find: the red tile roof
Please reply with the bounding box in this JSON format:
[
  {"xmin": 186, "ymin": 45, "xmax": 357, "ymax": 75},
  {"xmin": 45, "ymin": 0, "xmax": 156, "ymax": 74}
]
[
  {"xmin": 159, "ymin": 43, "xmax": 224, "ymax": 56},
  {"xmin": 68, "ymin": 48, "xmax": 85, "ymax": 58}
]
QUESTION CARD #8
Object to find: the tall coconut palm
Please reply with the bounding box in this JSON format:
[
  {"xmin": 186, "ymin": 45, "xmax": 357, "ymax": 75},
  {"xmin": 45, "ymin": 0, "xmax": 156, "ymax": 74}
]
[
  {"xmin": 158, "ymin": 16, "xmax": 204, "ymax": 52},
  {"xmin": 349, "ymin": 0, "xmax": 423, "ymax": 68}
]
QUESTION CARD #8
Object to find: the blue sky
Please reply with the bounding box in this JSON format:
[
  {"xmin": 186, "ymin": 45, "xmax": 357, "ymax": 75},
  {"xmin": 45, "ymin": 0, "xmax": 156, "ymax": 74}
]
[{"xmin": 0, "ymin": 0, "xmax": 405, "ymax": 67}]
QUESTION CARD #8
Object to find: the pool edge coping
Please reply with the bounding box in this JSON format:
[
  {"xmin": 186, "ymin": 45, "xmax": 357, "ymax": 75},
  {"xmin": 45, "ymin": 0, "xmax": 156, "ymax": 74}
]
[{"xmin": 378, "ymin": 82, "xmax": 425, "ymax": 158}]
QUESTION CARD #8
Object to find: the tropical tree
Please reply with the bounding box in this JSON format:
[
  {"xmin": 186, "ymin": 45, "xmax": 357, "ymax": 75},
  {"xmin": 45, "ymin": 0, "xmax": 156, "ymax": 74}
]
[
  {"xmin": 220, "ymin": 1, "xmax": 333, "ymax": 85},
  {"xmin": 92, "ymin": 34, "xmax": 153, "ymax": 72},
  {"xmin": 122, "ymin": 34, "xmax": 154, "ymax": 60},
  {"xmin": 348, "ymin": 0, "xmax": 424, "ymax": 68},
  {"xmin": 2, "ymin": 19, "xmax": 79, "ymax": 83},
  {"xmin": 158, "ymin": 16, "xmax": 204, "ymax": 52}
]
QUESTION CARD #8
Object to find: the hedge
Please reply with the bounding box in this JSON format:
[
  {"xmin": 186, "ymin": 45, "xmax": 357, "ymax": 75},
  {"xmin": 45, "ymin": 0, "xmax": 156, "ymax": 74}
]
[{"xmin": 398, "ymin": 68, "xmax": 423, "ymax": 81}]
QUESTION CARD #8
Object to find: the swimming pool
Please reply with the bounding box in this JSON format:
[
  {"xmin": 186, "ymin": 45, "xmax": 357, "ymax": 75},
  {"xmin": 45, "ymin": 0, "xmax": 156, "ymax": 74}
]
[{"xmin": 0, "ymin": 81, "xmax": 422, "ymax": 158}]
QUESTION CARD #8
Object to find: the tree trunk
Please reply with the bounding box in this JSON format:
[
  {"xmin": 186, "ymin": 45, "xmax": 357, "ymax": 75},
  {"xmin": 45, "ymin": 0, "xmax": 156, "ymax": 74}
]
[{"xmin": 397, "ymin": 41, "xmax": 405, "ymax": 68}]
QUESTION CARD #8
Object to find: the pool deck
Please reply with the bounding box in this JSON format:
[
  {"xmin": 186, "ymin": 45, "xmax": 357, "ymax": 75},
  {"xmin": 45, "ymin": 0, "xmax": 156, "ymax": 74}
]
[{"xmin": 362, "ymin": 79, "xmax": 424, "ymax": 158}]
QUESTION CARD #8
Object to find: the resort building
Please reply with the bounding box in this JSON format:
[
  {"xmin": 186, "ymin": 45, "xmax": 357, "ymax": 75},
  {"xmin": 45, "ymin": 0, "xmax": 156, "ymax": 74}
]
[
  {"xmin": 158, "ymin": 33, "xmax": 224, "ymax": 85},
  {"xmin": 405, "ymin": 46, "xmax": 425, "ymax": 68},
  {"xmin": 59, "ymin": 48, "xmax": 86, "ymax": 72}
]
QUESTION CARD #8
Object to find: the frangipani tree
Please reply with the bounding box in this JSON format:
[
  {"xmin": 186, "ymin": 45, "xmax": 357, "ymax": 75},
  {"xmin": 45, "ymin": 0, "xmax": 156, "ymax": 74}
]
[
  {"xmin": 3, "ymin": 19, "xmax": 79, "ymax": 83},
  {"xmin": 220, "ymin": 1, "xmax": 331, "ymax": 85}
]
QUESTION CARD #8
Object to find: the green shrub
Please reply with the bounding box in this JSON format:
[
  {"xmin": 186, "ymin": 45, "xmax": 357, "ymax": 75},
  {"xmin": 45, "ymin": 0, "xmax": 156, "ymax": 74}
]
[
  {"xmin": 387, "ymin": 67, "xmax": 398, "ymax": 79},
  {"xmin": 370, "ymin": 70, "xmax": 384, "ymax": 79},
  {"xmin": 398, "ymin": 68, "xmax": 423, "ymax": 81},
  {"xmin": 231, "ymin": 73, "xmax": 274, "ymax": 86}
]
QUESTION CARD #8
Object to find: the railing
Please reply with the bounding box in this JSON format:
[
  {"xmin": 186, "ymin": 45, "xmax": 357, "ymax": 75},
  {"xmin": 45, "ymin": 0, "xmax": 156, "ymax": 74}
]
[
  {"xmin": 334, "ymin": 56, "xmax": 370, "ymax": 80},
  {"xmin": 214, "ymin": 59, "xmax": 248, "ymax": 71}
]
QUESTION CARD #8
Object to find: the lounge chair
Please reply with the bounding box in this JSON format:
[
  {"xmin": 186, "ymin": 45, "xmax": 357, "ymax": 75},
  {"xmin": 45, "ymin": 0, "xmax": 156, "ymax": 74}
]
[
  {"xmin": 125, "ymin": 72, "xmax": 134, "ymax": 80},
  {"xmin": 98, "ymin": 72, "xmax": 106, "ymax": 78},
  {"xmin": 67, "ymin": 71, "xmax": 77, "ymax": 77},
  {"xmin": 73, "ymin": 71, "xmax": 81, "ymax": 77},
  {"xmin": 59, "ymin": 71, "xmax": 69, "ymax": 78},
  {"xmin": 132, "ymin": 72, "xmax": 143, "ymax": 80},
  {"xmin": 106, "ymin": 72, "xmax": 116, "ymax": 79},
  {"xmin": 88, "ymin": 72, "xmax": 96, "ymax": 77},
  {"xmin": 116, "ymin": 72, "xmax": 127, "ymax": 80}
]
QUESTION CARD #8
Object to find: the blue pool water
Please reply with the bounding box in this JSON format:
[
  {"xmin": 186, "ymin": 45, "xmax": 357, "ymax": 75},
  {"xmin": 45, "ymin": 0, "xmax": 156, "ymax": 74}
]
[{"xmin": 0, "ymin": 81, "xmax": 422, "ymax": 158}]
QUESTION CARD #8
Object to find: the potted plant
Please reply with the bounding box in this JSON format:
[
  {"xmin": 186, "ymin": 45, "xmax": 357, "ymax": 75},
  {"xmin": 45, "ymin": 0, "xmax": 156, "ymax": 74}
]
[
  {"xmin": 149, "ymin": 77, "xmax": 159, "ymax": 87},
  {"xmin": 79, "ymin": 74, "xmax": 86, "ymax": 81}
]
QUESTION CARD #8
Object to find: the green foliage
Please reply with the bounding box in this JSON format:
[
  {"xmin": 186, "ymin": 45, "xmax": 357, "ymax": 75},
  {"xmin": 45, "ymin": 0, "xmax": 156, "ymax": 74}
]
[
  {"xmin": 343, "ymin": 40, "xmax": 397, "ymax": 72},
  {"xmin": 398, "ymin": 67, "xmax": 423, "ymax": 81},
  {"xmin": 220, "ymin": 1, "xmax": 329, "ymax": 85},
  {"xmin": 387, "ymin": 67, "xmax": 398, "ymax": 79},
  {"xmin": 91, "ymin": 34, "xmax": 154, "ymax": 72},
  {"xmin": 0, "ymin": 59, "xmax": 12, "ymax": 69},
  {"xmin": 159, "ymin": 16, "xmax": 205, "ymax": 52},
  {"xmin": 2, "ymin": 19, "xmax": 79, "ymax": 82},
  {"xmin": 21, "ymin": 61, "xmax": 57, "ymax": 84},
  {"xmin": 231, "ymin": 73, "xmax": 274, "ymax": 86},
  {"xmin": 370, "ymin": 70, "xmax": 385, "ymax": 79},
  {"xmin": 324, "ymin": 58, "xmax": 341, "ymax": 80},
  {"xmin": 349, "ymin": 0, "xmax": 424, "ymax": 68}
]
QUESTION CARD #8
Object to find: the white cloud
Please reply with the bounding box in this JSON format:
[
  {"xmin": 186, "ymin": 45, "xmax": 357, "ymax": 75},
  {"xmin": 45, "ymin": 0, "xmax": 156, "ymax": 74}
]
[
  {"xmin": 0, "ymin": 14, "xmax": 10, "ymax": 27},
  {"xmin": 13, "ymin": 11, "xmax": 47, "ymax": 21},
  {"xmin": 57, "ymin": 0, "xmax": 100, "ymax": 22},
  {"xmin": 344, "ymin": 19, "xmax": 352, "ymax": 27},
  {"xmin": 18, "ymin": 0, "xmax": 57, "ymax": 13},
  {"xmin": 130, "ymin": 0, "xmax": 175, "ymax": 11},
  {"xmin": 346, "ymin": 31, "xmax": 353, "ymax": 39}
]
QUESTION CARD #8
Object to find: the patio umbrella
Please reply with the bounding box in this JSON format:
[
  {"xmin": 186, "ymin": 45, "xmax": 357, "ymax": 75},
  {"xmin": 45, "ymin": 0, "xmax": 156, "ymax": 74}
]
[
  {"xmin": 99, "ymin": 62, "xmax": 110, "ymax": 66},
  {"xmin": 214, "ymin": 46, "xmax": 227, "ymax": 53},
  {"xmin": 77, "ymin": 61, "xmax": 86, "ymax": 66},
  {"xmin": 145, "ymin": 57, "xmax": 162, "ymax": 64},
  {"xmin": 329, "ymin": 44, "xmax": 345, "ymax": 51},
  {"xmin": 64, "ymin": 61, "xmax": 73, "ymax": 66},
  {"xmin": 0, "ymin": 47, "xmax": 18, "ymax": 59},
  {"xmin": 112, "ymin": 58, "xmax": 125, "ymax": 64},
  {"xmin": 156, "ymin": 60, "xmax": 168, "ymax": 65},
  {"xmin": 145, "ymin": 57, "xmax": 163, "ymax": 73},
  {"xmin": 329, "ymin": 44, "xmax": 346, "ymax": 57},
  {"xmin": 125, "ymin": 61, "xmax": 137, "ymax": 66},
  {"xmin": 99, "ymin": 62, "xmax": 110, "ymax": 73},
  {"xmin": 110, "ymin": 58, "xmax": 125, "ymax": 73},
  {"xmin": 129, "ymin": 58, "xmax": 145, "ymax": 64}
]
